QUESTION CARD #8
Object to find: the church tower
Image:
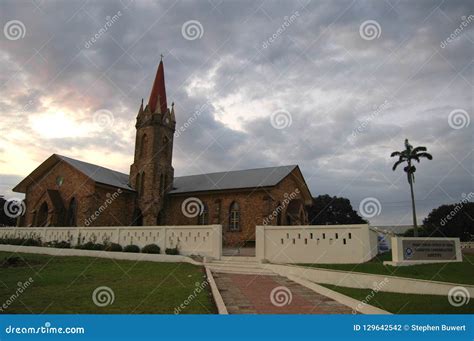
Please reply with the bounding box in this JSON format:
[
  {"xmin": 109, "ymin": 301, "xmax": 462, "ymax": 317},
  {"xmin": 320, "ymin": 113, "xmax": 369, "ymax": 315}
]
[{"xmin": 130, "ymin": 57, "xmax": 176, "ymax": 226}]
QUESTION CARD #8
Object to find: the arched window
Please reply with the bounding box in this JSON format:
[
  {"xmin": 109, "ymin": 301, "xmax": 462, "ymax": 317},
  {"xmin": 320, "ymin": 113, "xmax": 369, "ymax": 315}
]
[
  {"xmin": 140, "ymin": 172, "xmax": 145, "ymax": 197},
  {"xmin": 37, "ymin": 202, "xmax": 49, "ymax": 227},
  {"xmin": 132, "ymin": 208, "xmax": 143, "ymax": 226},
  {"xmin": 160, "ymin": 173, "xmax": 165, "ymax": 195},
  {"xmin": 276, "ymin": 202, "xmax": 282, "ymax": 225},
  {"xmin": 198, "ymin": 203, "xmax": 209, "ymax": 225},
  {"xmin": 66, "ymin": 197, "xmax": 77, "ymax": 227},
  {"xmin": 229, "ymin": 202, "xmax": 240, "ymax": 231},
  {"xmin": 135, "ymin": 173, "xmax": 141, "ymax": 195},
  {"xmin": 139, "ymin": 134, "xmax": 148, "ymax": 157}
]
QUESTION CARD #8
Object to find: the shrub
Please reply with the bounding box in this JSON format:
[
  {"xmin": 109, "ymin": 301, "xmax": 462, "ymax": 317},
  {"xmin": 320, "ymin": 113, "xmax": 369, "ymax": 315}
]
[
  {"xmin": 92, "ymin": 243, "xmax": 105, "ymax": 251},
  {"xmin": 45, "ymin": 240, "xmax": 71, "ymax": 249},
  {"xmin": 165, "ymin": 247, "xmax": 179, "ymax": 255},
  {"xmin": 0, "ymin": 237, "xmax": 41, "ymax": 246},
  {"xmin": 141, "ymin": 244, "xmax": 161, "ymax": 254},
  {"xmin": 123, "ymin": 244, "xmax": 140, "ymax": 253},
  {"xmin": 104, "ymin": 243, "xmax": 123, "ymax": 252},
  {"xmin": 22, "ymin": 238, "xmax": 42, "ymax": 246},
  {"xmin": 78, "ymin": 241, "xmax": 95, "ymax": 250}
]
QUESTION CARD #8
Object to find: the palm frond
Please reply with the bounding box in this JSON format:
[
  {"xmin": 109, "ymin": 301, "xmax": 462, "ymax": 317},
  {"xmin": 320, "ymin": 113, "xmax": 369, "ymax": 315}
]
[
  {"xmin": 417, "ymin": 152, "xmax": 433, "ymax": 160},
  {"xmin": 412, "ymin": 146, "xmax": 427, "ymax": 154},
  {"xmin": 390, "ymin": 151, "xmax": 401, "ymax": 157},
  {"xmin": 392, "ymin": 160, "xmax": 404, "ymax": 171}
]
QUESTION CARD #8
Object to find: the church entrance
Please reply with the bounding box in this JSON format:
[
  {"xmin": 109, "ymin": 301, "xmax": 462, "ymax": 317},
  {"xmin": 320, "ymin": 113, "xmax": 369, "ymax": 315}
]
[{"xmin": 222, "ymin": 235, "xmax": 256, "ymax": 257}]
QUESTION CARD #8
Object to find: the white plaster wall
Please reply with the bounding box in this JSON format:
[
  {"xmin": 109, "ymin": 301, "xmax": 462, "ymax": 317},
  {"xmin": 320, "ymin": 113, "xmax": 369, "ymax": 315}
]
[
  {"xmin": 256, "ymin": 224, "xmax": 378, "ymax": 264},
  {"xmin": 0, "ymin": 225, "xmax": 222, "ymax": 259}
]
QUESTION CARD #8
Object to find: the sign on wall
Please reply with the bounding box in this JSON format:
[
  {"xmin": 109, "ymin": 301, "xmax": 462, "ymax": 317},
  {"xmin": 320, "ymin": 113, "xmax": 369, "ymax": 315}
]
[
  {"xmin": 377, "ymin": 234, "xmax": 390, "ymax": 253},
  {"xmin": 402, "ymin": 239, "xmax": 456, "ymax": 261}
]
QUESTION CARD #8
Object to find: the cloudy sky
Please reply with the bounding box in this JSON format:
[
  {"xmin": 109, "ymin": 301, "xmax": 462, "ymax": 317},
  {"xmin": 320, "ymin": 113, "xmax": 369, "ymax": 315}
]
[{"xmin": 0, "ymin": 0, "xmax": 472, "ymax": 225}]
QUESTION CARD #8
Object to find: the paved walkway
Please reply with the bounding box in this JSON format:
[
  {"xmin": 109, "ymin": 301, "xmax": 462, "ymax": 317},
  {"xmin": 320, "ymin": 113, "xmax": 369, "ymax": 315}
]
[{"xmin": 213, "ymin": 272, "xmax": 355, "ymax": 314}]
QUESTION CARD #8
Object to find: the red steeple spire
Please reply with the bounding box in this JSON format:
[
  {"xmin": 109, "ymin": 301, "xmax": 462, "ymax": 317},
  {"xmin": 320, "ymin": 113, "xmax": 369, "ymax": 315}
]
[{"xmin": 148, "ymin": 56, "xmax": 167, "ymax": 113}]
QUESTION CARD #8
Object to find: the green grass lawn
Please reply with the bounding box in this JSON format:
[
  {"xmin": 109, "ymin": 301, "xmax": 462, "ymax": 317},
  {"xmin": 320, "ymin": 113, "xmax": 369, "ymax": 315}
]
[
  {"xmin": 300, "ymin": 253, "xmax": 474, "ymax": 285},
  {"xmin": 321, "ymin": 284, "xmax": 474, "ymax": 314},
  {"xmin": 0, "ymin": 252, "xmax": 216, "ymax": 314}
]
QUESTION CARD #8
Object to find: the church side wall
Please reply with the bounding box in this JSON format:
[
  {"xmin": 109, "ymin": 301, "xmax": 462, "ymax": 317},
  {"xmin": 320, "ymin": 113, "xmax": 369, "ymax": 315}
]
[
  {"xmin": 85, "ymin": 185, "xmax": 136, "ymax": 227},
  {"xmin": 166, "ymin": 174, "xmax": 311, "ymax": 246}
]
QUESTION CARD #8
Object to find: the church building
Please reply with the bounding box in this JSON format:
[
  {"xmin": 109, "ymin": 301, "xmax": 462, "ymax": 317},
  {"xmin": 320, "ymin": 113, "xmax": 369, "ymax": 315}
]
[{"xmin": 13, "ymin": 59, "xmax": 313, "ymax": 246}]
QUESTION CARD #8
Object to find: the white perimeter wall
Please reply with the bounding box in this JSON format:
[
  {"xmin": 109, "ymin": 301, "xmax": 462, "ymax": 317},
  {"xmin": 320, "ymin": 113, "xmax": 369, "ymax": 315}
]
[
  {"xmin": 0, "ymin": 225, "xmax": 222, "ymax": 259},
  {"xmin": 256, "ymin": 224, "xmax": 378, "ymax": 264}
]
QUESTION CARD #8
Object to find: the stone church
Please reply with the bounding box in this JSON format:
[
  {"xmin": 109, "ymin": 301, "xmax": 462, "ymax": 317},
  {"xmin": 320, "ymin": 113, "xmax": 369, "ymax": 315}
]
[{"xmin": 13, "ymin": 59, "xmax": 313, "ymax": 246}]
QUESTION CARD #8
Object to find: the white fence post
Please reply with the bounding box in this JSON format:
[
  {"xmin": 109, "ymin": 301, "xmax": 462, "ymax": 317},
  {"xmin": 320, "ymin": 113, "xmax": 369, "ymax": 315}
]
[{"xmin": 212, "ymin": 225, "xmax": 222, "ymax": 260}]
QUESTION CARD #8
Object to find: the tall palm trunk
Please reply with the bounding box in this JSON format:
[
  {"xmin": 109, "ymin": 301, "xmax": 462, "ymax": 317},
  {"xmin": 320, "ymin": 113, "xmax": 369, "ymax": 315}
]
[{"xmin": 407, "ymin": 160, "xmax": 418, "ymax": 237}]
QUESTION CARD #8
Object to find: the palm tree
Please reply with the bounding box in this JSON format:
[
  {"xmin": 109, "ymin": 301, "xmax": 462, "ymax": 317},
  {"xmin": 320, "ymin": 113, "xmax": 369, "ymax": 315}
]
[{"xmin": 391, "ymin": 139, "xmax": 433, "ymax": 237}]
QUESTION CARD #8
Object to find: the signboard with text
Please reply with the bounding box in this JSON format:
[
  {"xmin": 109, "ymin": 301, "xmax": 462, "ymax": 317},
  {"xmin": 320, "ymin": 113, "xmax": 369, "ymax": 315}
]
[{"xmin": 402, "ymin": 239, "xmax": 456, "ymax": 261}]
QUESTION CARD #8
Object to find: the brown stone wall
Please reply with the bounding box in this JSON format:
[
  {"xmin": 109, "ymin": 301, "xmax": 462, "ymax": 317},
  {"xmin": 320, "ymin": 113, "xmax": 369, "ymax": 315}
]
[
  {"xmin": 21, "ymin": 162, "xmax": 136, "ymax": 228},
  {"xmin": 83, "ymin": 185, "xmax": 136, "ymax": 227},
  {"xmin": 22, "ymin": 162, "xmax": 95, "ymax": 227}
]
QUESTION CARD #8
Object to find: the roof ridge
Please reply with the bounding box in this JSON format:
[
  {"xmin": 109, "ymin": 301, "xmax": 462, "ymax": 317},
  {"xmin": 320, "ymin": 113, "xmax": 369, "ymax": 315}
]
[
  {"xmin": 55, "ymin": 154, "xmax": 128, "ymax": 177},
  {"xmin": 174, "ymin": 164, "xmax": 298, "ymax": 179}
]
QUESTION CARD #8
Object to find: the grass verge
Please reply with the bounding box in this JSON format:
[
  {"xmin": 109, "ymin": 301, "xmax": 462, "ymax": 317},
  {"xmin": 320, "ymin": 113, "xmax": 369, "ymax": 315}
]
[
  {"xmin": 0, "ymin": 251, "xmax": 216, "ymax": 314},
  {"xmin": 321, "ymin": 283, "xmax": 474, "ymax": 314},
  {"xmin": 300, "ymin": 253, "xmax": 474, "ymax": 285}
]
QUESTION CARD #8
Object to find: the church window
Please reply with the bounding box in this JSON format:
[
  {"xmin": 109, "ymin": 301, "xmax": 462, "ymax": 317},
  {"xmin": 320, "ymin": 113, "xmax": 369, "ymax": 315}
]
[
  {"xmin": 136, "ymin": 173, "xmax": 141, "ymax": 195},
  {"xmin": 229, "ymin": 201, "xmax": 240, "ymax": 231},
  {"xmin": 37, "ymin": 201, "xmax": 49, "ymax": 227},
  {"xmin": 276, "ymin": 202, "xmax": 282, "ymax": 225},
  {"xmin": 140, "ymin": 172, "xmax": 146, "ymax": 197},
  {"xmin": 198, "ymin": 203, "xmax": 209, "ymax": 225},
  {"xmin": 66, "ymin": 197, "xmax": 77, "ymax": 227},
  {"xmin": 139, "ymin": 134, "xmax": 148, "ymax": 157},
  {"xmin": 160, "ymin": 173, "xmax": 165, "ymax": 195}
]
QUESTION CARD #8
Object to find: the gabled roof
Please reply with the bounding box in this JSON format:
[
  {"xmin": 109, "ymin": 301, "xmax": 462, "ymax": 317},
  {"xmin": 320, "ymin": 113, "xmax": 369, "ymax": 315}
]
[
  {"xmin": 13, "ymin": 154, "xmax": 133, "ymax": 193},
  {"xmin": 56, "ymin": 155, "xmax": 132, "ymax": 191},
  {"xmin": 169, "ymin": 165, "xmax": 298, "ymax": 194}
]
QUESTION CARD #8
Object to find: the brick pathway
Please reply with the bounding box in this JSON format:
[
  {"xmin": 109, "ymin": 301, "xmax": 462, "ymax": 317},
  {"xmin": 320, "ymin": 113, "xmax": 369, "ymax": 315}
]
[{"xmin": 213, "ymin": 272, "xmax": 355, "ymax": 314}]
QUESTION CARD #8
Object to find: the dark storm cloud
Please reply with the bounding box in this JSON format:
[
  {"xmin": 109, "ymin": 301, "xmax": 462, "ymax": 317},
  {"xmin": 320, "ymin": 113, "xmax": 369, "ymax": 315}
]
[{"xmin": 0, "ymin": 0, "xmax": 472, "ymax": 224}]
